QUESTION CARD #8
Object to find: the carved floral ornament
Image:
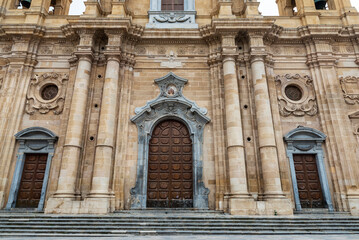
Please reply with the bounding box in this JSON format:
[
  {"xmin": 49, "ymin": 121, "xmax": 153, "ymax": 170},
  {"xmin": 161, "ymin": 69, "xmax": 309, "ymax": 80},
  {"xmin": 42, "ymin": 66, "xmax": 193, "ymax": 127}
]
[
  {"xmin": 25, "ymin": 72, "xmax": 69, "ymax": 115},
  {"xmin": 340, "ymin": 76, "xmax": 359, "ymax": 105},
  {"xmin": 275, "ymin": 74, "xmax": 318, "ymax": 117}
]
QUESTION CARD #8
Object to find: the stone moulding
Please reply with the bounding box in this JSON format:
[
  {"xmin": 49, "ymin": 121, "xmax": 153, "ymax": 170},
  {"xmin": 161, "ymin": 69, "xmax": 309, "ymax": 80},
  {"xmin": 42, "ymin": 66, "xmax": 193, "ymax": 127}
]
[
  {"xmin": 130, "ymin": 72, "xmax": 210, "ymax": 209},
  {"xmin": 275, "ymin": 74, "xmax": 318, "ymax": 117},
  {"xmin": 340, "ymin": 76, "xmax": 359, "ymax": 105},
  {"xmin": 25, "ymin": 72, "xmax": 69, "ymax": 115}
]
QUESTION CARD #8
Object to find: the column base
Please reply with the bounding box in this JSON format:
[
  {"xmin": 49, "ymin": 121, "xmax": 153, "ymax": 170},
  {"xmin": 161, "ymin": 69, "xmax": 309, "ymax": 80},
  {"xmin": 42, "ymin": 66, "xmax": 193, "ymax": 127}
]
[
  {"xmin": 229, "ymin": 197, "xmax": 257, "ymax": 215},
  {"xmin": 0, "ymin": 191, "xmax": 4, "ymax": 208},
  {"xmin": 347, "ymin": 188, "xmax": 359, "ymax": 216},
  {"xmin": 45, "ymin": 197, "xmax": 115, "ymax": 214},
  {"xmin": 228, "ymin": 197, "xmax": 293, "ymax": 215}
]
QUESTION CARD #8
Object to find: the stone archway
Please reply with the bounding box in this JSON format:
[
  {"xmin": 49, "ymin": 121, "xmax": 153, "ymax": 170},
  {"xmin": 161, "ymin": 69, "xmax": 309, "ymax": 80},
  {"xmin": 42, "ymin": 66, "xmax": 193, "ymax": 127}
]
[{"xmin": 130, "ymin": 72, "xmax": 210, "ymax": 209}]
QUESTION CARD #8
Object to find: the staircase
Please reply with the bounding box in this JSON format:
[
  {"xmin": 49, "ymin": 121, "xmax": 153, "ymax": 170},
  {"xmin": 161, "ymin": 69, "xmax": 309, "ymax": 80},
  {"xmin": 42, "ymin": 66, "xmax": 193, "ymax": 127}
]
[{"xmin": 0, "ymin": 210, "xmax": 359, "ymax": 237}]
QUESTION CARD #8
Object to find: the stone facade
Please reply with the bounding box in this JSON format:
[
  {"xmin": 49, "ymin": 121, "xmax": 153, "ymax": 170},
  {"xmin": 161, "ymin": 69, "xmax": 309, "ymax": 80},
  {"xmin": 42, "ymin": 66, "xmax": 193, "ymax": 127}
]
[{"xmin": 0, "ymin": 0, "xmax": 359, "ymax": 216}]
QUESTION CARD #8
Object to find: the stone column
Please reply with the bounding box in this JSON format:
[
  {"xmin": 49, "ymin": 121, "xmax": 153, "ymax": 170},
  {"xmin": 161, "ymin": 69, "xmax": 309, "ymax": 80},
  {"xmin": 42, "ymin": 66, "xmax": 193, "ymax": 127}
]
[
  {"xmin": 54, "ymin": 31, "xmax": 94, "ymax": 198},
  {"xmin": 248, "ymin": 33, "xmax": 284, "ymax": 199},
  {"xmin": 89, "ymin": 31, "xmax": 122, "ymax": 198},
  {"xmin": 221, "ymin": 35, "xmax": 250, "ymax": 199}
]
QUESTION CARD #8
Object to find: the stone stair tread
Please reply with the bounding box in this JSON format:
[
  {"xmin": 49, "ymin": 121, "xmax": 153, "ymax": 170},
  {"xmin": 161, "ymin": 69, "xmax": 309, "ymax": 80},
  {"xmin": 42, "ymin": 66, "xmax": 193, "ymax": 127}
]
[{"xmin": 0, "ymin": 213, "xmax": 358, "ymax": 236}]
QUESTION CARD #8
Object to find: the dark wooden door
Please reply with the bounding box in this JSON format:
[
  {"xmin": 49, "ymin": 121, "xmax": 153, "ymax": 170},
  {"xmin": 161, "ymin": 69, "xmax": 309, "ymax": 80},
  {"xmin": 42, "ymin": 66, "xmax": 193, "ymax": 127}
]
[
  {"xmin": 16, "ymin": 154, "xmax": 47, "ymax": 208},
  {"xmin": 294, "ymin": 154, "xmax": 325, "ymax": 208},
  {"xmin": 147, "ymin": 120, "xmax": 193, "ymax": 208}
]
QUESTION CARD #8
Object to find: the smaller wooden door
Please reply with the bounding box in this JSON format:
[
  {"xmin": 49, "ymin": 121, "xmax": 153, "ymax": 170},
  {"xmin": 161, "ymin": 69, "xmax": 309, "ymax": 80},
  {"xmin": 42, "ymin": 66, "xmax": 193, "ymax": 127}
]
[
  {"xmin": 294, "ymin": 154, "xmax": 325, "ymax": 208},
  {"xmin": 16, "ymin": 154, "xmax": 47, "ymax": 208}
]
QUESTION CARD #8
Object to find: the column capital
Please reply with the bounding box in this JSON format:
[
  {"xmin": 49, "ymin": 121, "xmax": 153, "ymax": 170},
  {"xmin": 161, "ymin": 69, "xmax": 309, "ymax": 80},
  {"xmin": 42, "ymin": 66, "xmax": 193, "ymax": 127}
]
[
  {"xmin": 105, "ymin": 55, "xmax": 121, "ymax": 63},
  {"xmin": 249, "ymin": 54, "xmax": 266, "ymax": 64},
  {"xmin": 221, "ymin": 33, "xmax": 237, "ymax": 57},
  {"xmin": 75, "ymin": 53, "xmax": 94, "ymax": 64}
]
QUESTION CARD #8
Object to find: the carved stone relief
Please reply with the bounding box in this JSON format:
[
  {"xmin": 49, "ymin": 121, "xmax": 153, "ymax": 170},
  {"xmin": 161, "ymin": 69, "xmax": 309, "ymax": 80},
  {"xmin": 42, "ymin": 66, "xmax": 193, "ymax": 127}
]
[
  {"xmin": 340, "ymin": 76, "xmax": 359, "ymax": 105},
  {"xmin": 0, "ymin": 44, "xmax": 12, "ymax": 53},
  {"xmin": 25, "ymin": 72, "xmax": 69, "ymax": 115},
  {"xmin": 136, "ymin": 45, "xmax": 208, "ymax": 56},
  {"xmin": 271, "ymin": 46, "xmax": 306, "ymax": 55},
  {"xmin": 275, "ymin": 74, "xmax": 318, "ymax": 117},
  {"xmin": 348, "ymin": 111, "xmax": 359, "ymax": 136}
]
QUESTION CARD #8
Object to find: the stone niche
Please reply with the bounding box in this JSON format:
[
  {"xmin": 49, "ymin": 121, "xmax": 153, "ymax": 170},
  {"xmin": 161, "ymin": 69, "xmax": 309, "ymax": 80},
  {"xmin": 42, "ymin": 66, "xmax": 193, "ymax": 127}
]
[
  {"xmin": 25, "ymin": 72, "xmax": 69, "ymax": 115},
  {"xmin": 275, "ymin": 74, "xmax": 318, "ymax": 117}
]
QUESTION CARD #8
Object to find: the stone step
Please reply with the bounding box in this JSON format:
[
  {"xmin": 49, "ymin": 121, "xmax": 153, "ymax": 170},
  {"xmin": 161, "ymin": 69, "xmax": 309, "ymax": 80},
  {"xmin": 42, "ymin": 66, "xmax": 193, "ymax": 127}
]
[
  {"xmin": 0, "ymin": 225, "xmax": 358, "ymax": 231},
  {"xmin": 0, "ymin": 213, "xmax": 358, "ymax": 236},
  {"xmin": 2, "ymin": 221, "xmax": 359, "ymax": 225}
]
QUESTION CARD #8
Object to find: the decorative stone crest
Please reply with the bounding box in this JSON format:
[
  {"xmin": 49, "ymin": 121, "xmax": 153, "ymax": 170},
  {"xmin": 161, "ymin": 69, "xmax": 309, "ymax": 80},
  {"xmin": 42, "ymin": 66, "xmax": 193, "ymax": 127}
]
[
  {"xmin": 348, "ymin": 111, "xmax": 359, "ymax": 135},
  {"xmin": 147, "ymin": 11, "xmax": 197, "ymax": 29},
  {"xmin": 160, "ymin": 51, "xmax": 182, "ymax": 68},
  {"xmin": 275, "ymin": 74, "xmax": 318, "ymax": 117},
  {"xmin": 340, "ymin": 76, "xmax": 359, "ymax": 105},
  {"xmin": 25, "ymin": 72, "xmax": 69, "ymax": 115},
  {"xmin": 146, "ymin": 0, "xmax": 197, "ymax": 29},
  {"xmin": 131, "ymin": 72, "xmax": 210, "ymax": 209}
]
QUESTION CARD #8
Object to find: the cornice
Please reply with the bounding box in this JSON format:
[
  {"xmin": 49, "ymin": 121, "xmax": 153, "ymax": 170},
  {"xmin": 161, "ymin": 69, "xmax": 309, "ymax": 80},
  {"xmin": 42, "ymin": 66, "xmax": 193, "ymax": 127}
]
[{"xmin": 1, "ymin": 24, "xmax": 45, "ymax": 37}]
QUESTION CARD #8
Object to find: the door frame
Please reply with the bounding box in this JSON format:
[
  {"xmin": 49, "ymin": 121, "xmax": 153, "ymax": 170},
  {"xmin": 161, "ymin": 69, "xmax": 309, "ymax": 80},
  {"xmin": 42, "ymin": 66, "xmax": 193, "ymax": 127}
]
[
  {"xmin": 284, "ymin": 126, "xmax": 334, "ymax": 212},
  {"xmin": 5, "ymin": 127, "xmax": 58, "ymax": 211},
  {"xmin": 130, "ymin": 72, "xmax": 211, "ymax": 209}
]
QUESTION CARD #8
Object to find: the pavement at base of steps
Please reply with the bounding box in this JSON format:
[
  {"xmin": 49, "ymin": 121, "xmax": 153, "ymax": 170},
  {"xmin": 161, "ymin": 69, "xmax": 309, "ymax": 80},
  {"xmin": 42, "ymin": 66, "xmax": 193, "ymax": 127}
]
[{"xmin": 3, "ymin": 235, "xmax": 359, "ymax": 240}]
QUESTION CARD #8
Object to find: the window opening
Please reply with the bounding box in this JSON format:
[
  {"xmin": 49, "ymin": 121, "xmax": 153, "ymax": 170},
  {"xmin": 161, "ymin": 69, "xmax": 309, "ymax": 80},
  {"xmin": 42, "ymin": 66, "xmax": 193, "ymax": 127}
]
[
  {"xmin": 315, "ymin": 0, "xmax": 328, "ymax": 10},
  {"xmin": 161, "ymin": 0, "xmax": 184, "ymax": 11},
  {"xmin": 20, "ymin": 0, "xmax": 31, "ymax": 9}
]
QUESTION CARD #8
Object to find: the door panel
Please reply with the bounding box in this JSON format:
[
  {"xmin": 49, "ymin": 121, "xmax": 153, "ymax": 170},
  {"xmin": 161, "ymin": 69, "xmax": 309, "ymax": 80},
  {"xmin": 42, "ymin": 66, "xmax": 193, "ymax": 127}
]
[
  {"xmin": 294, "ymin": 154, "xmax": 325, "ymax": 208},
  {"xmin": 147, "ymin": 120, "xmax": 193, "ymax": 208},
  {"xmin": 16, "ymin": 154, "xmax": 47, "ymax": 208}
]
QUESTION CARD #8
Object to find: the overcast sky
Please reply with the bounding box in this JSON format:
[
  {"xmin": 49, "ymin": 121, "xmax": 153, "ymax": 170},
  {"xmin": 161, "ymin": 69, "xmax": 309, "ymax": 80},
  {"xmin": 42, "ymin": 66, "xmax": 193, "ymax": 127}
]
[{"xmin": 69, "ymin": 0, "xmax": 359, "ymax": 16}]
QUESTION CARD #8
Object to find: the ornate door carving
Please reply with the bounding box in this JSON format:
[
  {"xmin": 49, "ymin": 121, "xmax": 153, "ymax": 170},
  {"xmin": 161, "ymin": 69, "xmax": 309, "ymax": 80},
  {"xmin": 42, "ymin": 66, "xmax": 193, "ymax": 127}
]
[
  {"xmin": 16, "ymin": 154, "xmax": 47, "ymax": 208},
  {"xmin": 147, "ymin": 120, "xmax": 193, "ymax": 208},
  {"xmin": 294, "ymin": 154, "xmax": 324, "ymax": 208}
]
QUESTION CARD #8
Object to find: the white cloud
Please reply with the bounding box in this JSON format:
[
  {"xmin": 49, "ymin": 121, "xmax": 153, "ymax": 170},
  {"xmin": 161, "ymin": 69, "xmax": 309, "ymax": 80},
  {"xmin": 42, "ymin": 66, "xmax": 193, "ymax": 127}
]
[{"xmin": 68, "ymin": 0, "xmax": 359, "ymax": 16}]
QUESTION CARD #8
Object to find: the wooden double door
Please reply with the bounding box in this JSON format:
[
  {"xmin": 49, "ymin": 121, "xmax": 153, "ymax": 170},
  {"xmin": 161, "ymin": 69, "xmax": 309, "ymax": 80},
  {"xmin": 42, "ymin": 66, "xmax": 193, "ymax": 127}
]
[
  {"xmin": 147, "ymin": 120, "xmax": 193, "ymax": 208},
  {"xmin": 16, "ymin": 153, "xmax": 47, "ymax": 208},
  {"xmin": 294, "ymin": 154, "xmax": 325, "ymax": 208}
]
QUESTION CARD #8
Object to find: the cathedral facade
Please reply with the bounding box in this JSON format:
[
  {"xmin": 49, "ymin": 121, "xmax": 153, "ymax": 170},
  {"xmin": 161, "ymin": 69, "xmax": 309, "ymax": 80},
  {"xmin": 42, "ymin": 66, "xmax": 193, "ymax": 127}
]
[{"xmin": 0, "ymin": 0, "xmax": 359, "ymax": 216}]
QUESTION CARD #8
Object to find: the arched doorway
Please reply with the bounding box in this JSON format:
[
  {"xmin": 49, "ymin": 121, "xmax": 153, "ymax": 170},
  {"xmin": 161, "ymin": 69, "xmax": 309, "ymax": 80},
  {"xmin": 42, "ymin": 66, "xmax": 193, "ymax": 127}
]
[
  {"xmin": 130, "ymin": 73, "xmax": 210, "ymax": 210},
  {"xmin": 284, "ymin": 126, "xmax": 334, "ymax": 212},
  {"xmin": 6, "ymin": 127, "xmax": 58, "ymax": 211},
  {"xmin": 147, "ymin": 119, "xmax": 193, "ymax": 208}
]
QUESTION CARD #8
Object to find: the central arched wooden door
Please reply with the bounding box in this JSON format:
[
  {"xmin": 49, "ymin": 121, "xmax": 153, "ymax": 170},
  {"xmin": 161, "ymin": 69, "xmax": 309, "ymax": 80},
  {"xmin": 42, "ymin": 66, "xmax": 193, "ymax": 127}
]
[{"xmin": 147, "ymin": 119, "xmax": 193, "ymax": 208}]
